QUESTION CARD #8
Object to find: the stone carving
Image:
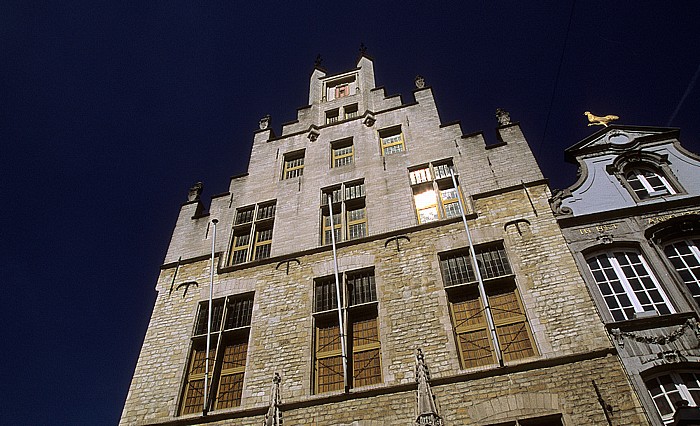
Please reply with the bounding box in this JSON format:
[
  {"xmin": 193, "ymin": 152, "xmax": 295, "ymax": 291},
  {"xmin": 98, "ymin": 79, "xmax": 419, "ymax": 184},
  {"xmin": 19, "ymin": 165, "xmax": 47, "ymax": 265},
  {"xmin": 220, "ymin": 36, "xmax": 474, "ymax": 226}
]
[
  {"xmin": 415, "ymin": 349, "xmax": 443, "ymax": 426},
  {"xmin": 187, "ymin": 182, "xmax": 203, "ymax": 202},
  {"xmin": 259, "ymin": 114, "xmax": 271, "ymax": 130},
  {"xmin": 415, "ymin": 75, "xmax": 425, "ymax": 89},
  {"xmin": 584, "ymin": 111, "xmax": 619, "ymax": 127},
  {"xmin": 307, "ymin": 127, "xmax": 320, "ymax": 141},
  {"xmin": 264, "ymin": 373, "xmax": 282, "ymax": 426},
  {"xmin": 496, "ymin": 108, "xmax": 511, "ymax": 126},
  {"xmin": 611, "ymin": 318, "xmax": 700, "ymax": 348},
  {"xmin": 548, "ymin": 189, "xmax": 573, "ymax": 216},
  {"xmin": 363, "ymin": 112, "xmax": 376, "ymax": 127}
]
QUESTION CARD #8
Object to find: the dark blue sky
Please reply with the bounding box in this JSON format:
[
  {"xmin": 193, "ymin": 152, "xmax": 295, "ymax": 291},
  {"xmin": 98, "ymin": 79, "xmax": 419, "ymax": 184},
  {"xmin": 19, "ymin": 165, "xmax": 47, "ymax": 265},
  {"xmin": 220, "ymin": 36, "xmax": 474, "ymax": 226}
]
[{"xmin": 2, "ymin": 2, "xmax": 699, "ymax": 424}]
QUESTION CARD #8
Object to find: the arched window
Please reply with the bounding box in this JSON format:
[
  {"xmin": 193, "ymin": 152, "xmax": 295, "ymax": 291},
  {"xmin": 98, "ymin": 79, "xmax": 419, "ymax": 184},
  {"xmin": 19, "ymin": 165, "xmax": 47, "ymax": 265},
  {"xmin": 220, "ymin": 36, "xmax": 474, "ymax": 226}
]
[
  {"xmin": 586, "ymin": 249, "xmax": 673, "ymax": 321},
  {"xmin": 664, "ymin": 238, "xmax": 700, "ymax": 306},
  {"xmin": 625, "ymin": 166, "xmax": 677, "ymax": 200},
  {"xmin": 645, "ymin": 371, "xmax": 700, "ymax": 424}
]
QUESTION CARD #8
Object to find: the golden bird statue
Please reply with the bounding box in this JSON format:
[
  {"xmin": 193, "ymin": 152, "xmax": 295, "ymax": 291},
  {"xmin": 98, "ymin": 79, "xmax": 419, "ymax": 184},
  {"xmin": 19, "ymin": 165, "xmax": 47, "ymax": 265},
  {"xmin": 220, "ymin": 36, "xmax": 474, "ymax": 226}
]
[{"xmin": 584, "ymin": 111, "xmax": 619, "ymax": 127}]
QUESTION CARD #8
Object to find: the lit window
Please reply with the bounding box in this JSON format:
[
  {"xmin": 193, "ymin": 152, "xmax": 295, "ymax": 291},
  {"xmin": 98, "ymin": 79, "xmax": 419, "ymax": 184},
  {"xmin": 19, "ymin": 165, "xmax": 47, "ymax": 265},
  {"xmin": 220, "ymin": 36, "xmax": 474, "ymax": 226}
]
[
  {"xmin": 344, "ymin": 104, "xmax": 358, "ymax": 120},
  {"xmin": 410, "ymin": 161, "xmax": 464, "ymax": 224},
  {"xmin": 180, "ymin": 295, "xmax": 253, "ymax": 415},
  {"xmin": 228, "ymin": 201, "xmax": 276, "ymax": 266},
  {"xmin": 379, "ymin": 127, "xmax": 405, "ymax": 155},
  {"xmin": 664, "ymin": 239, "xmax": 700, "ymax": 306},
  {"xmin": 325, "ymin": 109, "xmax": 339, "ymax": 125},
  {"xmin": 321, "ymin": 181, "xmax": 366, "ymax": 245},
  {"xmin": 313, "ymin": 270, "xmax": 381, "ymax": 393},
  {"xmin": 331, "ymin": 139, "xmax": 354, "ymax": 168},
  {"xmin": 440, "ymin": 244, "xmax": 536, "ymax": 369},
  {"xmin": 586, "ymin": 250, "xmax": 673, "ymax": 321},
  {"xmin": 626, "ymin": 167, "xmax": 676, "ymax": 200},
  {"xmin": 645, "ymin": 372, "xmax": 700, "ymax": 424},
  {"xmin": 283, "ymin": 151, "xmax": 304, "ymax": 180}
]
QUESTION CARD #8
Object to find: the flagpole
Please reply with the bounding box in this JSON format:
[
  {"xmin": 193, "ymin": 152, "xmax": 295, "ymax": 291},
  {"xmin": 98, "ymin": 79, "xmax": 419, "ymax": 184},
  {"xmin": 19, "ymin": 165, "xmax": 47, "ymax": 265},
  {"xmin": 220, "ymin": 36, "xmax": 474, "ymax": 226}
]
[
  {"xmin": 204, "ymin": 218, "xmax": 218, "ymax": 414},
  {"xmin": 327, "ymin": 195, "xmax": 348, "ymax": 390}
]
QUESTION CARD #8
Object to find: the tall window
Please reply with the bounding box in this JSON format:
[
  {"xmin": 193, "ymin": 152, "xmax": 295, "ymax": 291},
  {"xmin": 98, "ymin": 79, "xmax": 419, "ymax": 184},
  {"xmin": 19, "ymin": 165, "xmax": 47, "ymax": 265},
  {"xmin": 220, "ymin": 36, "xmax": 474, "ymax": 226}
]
[
  {"xmin": 645, "ymin": 372, "xmax": 700, "ymax": 424},
  {"xmin": 180, "ymin": 295, "xmax": 253, "ymax": 415},
  {"xmin": 331, "ymin": 138, "xmax": 354, "ymax": 168},
  {"xmin": 321, "ymin": 181, "xmax": 366, "ymax": 245},
  {"xmin": 313, "ymin": 270, "xmax": 381, "ymax": 393},
  {"xmin": 664, "ymin": 239, "xmax": 700, "ymax": 306},
  {"xmin": 379, "ymin": 126, "xmax": 405, "ymax": 155},
  {"xmin": 440, "ymin": 244, "xmax": 536, "ymax": 369},
  {"xmin": 283, "ymin": 151, "xmax": 305, "ymax": 179},
  {"xmin": 625, "ymin": 167, "xmax": 676, "ymax": 200},
  {"xmin": 586, "ymin": 250, "xmax": 673, "ymax": 321},
  {"xmin": 228, "ymin": 201, "xmax": 276, "ymax": 265},
  {"xmin": 410, "ymin": 161, "xmax": 464, "ymax": 224}
]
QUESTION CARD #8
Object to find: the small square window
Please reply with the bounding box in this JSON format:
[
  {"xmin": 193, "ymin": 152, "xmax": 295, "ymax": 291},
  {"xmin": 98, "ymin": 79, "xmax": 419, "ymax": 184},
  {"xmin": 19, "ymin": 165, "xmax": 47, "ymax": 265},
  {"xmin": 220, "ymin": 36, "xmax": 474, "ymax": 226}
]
[
  {"xmin": 283, "ymin": 151, "xmax": 305, "ymax": 180},
  {"xmin": 331, "ymin": 139, "xmax": 354, "ymax": 168},
  {"xmin": 344, "ymin": 104, "xmax": 358, "ymax": 120},
  {"xmin": 326, "ymin": 109, "xmax": 339, "ymax": 125}
]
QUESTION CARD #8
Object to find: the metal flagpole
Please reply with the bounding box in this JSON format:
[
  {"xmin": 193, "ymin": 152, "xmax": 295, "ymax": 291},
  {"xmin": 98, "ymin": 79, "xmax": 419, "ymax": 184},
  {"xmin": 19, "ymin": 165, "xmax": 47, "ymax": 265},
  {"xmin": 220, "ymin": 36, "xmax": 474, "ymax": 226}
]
[
  {"xmin": 449, "ymin": 169, "xmax": 503, "ymax": 366},
  {"xmin": 327, "ymin": 195, "xmax": 348, "ymax": 390},
  {"xmin": 204, "ymin": 219, "xmax": 218, "ymax": 414}
]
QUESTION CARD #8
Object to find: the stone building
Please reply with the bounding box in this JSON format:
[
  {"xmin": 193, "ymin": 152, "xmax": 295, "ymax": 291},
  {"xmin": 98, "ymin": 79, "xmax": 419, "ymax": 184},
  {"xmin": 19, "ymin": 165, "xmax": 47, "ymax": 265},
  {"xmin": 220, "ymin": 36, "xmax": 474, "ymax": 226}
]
[
  {"xmin": 120, "ymin": 55, "xmax": 649, "ymax": 425},
  {"xmin": 551, "ymin": 125, "xmax": 700, "ymax": 425}
]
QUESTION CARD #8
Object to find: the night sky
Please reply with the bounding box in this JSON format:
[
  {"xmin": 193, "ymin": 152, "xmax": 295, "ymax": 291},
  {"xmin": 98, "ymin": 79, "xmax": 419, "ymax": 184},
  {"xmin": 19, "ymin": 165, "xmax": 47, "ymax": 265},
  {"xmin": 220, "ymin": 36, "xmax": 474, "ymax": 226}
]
[{"xmin": 2, "ymin": 2, "xmax": 699, "ymax": 425}]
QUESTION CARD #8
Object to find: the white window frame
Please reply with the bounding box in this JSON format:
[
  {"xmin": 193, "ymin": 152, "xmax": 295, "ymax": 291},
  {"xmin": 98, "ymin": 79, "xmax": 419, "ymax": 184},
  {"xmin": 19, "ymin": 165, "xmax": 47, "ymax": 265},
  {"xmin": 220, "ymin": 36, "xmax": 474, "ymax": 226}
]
[
  {"xmin": 586, "ymin": 250, "xmax": 674, "ymax": 321},
  {"xmin": 664, "ymin": 238, "xmax": 700, "ymax": 305},
  {"xmin": 646, "ymin": 371, "xmax": 700, "ymax": 424},
  {"xmin": 627, "ymin": 168, "xmax": 676, "ymax": 199}
]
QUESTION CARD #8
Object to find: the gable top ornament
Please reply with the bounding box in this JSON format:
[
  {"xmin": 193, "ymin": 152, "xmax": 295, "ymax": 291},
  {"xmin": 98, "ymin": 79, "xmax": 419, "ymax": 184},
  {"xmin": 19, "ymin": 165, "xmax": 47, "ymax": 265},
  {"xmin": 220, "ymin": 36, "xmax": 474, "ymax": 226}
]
[
  {"xmin": 263, "ymin": 373, "xmax": 282, "ymax": 426},
  {"xmin": 415, "ymin": 349, "xmax": 443, "ymax": 426},
  {"xmin": 584, "ymin": 111, "xmax": 619, "ymax": 127}
]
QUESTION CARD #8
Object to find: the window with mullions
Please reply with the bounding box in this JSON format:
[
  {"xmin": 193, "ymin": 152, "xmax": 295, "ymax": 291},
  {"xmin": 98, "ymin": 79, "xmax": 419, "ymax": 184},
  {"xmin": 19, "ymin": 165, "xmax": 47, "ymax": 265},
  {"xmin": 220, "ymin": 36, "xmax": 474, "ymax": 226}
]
[
  {"xmin": 344, "ymin": 104, "xmax": 358, "ymax": 120},
  {"xmin": 379, "ymin": 126, "xmax": 405, "ymax": 155},
  {"xmin": 180, "ymin": 295, "xmax": 253, "ymax": 415},
  {"xmin": 331, "ymin": 138, "xmax": 354, "ymax": 168},
  {"xmin": 228, "ymin": 201, "xmax": 276, "ymax": 266},
  {"xmin": 410, "ymin": 161, "xmax": 464, "ymax": 224},
  {"xmin": 321, "ymin": 181, "xmax": 367, "ymax": 245},
  {"xmin": 440, "ymin": 244, "xmax": 536, "ymax": 369},
  {"xmin": 645, "ymin": 371, "xmax": 700, "ymax": 424},
  {"xmin": 586, "ymin": 250, "xmax": 674, "ymax": 321},
  {"xmin": 664, "ymin": 238, "xmax": 700, "ymax": 306},
  {"xmin": 283, "ymin": 151, "xmax": 304, "ymax": 180},
  {"xmin": 313, "ymin": 270, "xmax": 381, "ymax": 393},
  {"xmin": 325, "ymin": 109, "xmax": 339, "ymax": 125},
  {"xmin": 626, "ymin": 167, "xmax": 676, "ymax": 200}
]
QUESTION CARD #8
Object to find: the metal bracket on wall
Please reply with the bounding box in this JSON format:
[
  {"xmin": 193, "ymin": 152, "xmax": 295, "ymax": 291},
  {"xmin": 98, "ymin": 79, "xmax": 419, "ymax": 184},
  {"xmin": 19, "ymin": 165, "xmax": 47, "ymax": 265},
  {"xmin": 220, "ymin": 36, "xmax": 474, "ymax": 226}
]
[
  {"xmin": 175, "ymin": 281, "xmax": 198, "ymax": 298},
  {"xmin": 592, "ymin": 379, "xmax": 614, "ymax": 426},
  {"xmin": 385, "ymin": 235, "xmax": 410, "ymax": 252},
  {"xmin": 276, "ymin": 259, "xmax": 300, "ymax": 275},
  {"xmin": 168, "ymin": 256, "xmax": 182, "ymax": 295}
]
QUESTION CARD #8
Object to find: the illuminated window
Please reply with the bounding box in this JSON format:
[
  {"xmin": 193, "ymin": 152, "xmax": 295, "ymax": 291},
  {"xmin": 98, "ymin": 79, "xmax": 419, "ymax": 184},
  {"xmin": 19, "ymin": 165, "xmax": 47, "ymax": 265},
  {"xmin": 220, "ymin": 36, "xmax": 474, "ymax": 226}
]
[
  {"xmin": 626, "ymin": 167, "xmax": 676, "ymax": 200},
  {"xmin": 331, "ymin": 138, "xmax": 354, "ymax": 168},
  {"xmin": 664, "ymin": 238, "xmax": 700, "ymax": 306},
  {"xmin": 180, "ymin": 295, "xmax": 253, "ymax": 415},
  {"xmin": 440, "ymin": 244, "xmax": 536, "ymax": 369},
  {"xmin": 410, "ymin": 161, "xmax": 464, "ymax": 224},
  {"xmin": 344, "ymin": 104, "xmax": 358, "ymax": 120},
  {"xmin": 325, "ymin": 109, "xmax": 339, "ymax": 125},
  {"xmin": 586, "ymin": 250, "xmax": 673, "ymax": 321},
  {"xmin": 379, "ymin": 126, "xmax": 405, "ymax": 155},
  {"xmin": 645, "ymin": 372, "xmax": 700, "ymax": 424},
  {"xmin": 283, "ymin": 151, "xmax": 304, "ymax": 180},
  {"xmin": 321, "ymin": 181, "xmax": 366, "ymax": 245},
  {"xmin": 313, "ymin": 270, "xmax": 381, "ymax": 394},
  {"xmin": 228, "ymin": 201, "xmax": 276, "ymax": 265}
]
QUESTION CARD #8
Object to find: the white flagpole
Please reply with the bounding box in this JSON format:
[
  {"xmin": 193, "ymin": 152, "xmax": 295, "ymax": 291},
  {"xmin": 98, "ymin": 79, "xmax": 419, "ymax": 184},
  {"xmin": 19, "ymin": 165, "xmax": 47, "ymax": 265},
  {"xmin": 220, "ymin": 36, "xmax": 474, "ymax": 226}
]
[
  {"xmin": 204, "ymin": 218, "xmax": 218, "ymax": 414},
  {"xmin": 449, "ymin": 169, "xmax": 503, "ymax": 366},
  {"xmin": 327, "ymin": 195, "xmax": 348, "ymax": 390}
]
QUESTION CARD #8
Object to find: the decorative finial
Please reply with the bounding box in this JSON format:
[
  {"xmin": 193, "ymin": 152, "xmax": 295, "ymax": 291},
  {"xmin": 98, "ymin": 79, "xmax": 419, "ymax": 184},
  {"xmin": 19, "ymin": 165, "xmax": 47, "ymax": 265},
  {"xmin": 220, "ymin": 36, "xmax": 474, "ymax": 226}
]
[
  {"xmin": 187, "ymin": 182, "xmax": 203, "ymax": 202},
  {"xmin": 415, "ymin": 349, "xmax": 443, "ymax": 426},
  {"xmin": 314, "ymin": 54, "xmax": 323, "ymax": 67},
  {"xmin": 414, "ymin": 75, "xmax": 425, "ymax": 89},
  {"xmin": 359, "ymin": 43, "xmax": 367, "ymax": 55},
  {"xmin": 584, "ymin": 111, "xmax": 619, "ymax": 127},
  {"xmin": 496, "ymin": 108, "xmax": 511, "ymax": 126},
  {"xmin": 264, "ymin": 373, "xmax": 282, "ymax": 426},
  {"xmin": 259, "ymin": 114, "xmax": 271, "ymax": 130}
]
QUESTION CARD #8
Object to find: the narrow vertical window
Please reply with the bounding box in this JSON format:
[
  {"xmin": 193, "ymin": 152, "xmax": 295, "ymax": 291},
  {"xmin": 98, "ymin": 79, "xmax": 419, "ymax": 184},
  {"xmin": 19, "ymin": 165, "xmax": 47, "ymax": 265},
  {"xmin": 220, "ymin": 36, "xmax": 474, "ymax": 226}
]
[
  {"xmin": 664, "ymin": 239, "xmax": 700, "ymax": 306},
  {"xmin": 228, "ymin": 201, "xmax": 276, "ymax": 266},
  {"xmin": 331, "ymin": 138, "xmax": 354, "ymax": 168}
]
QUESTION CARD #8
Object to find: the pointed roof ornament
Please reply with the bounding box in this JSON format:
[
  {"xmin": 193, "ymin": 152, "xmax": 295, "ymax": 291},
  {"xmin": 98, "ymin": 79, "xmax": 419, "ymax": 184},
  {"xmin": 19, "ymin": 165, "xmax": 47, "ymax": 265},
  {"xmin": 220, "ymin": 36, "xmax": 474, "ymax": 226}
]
[
  {"xmin": 415, "ymin": 349, "xmax": 444, "ymax": 426},
  {"xmin": 264, "ymin": 372, "xmax": 282, "ymax": 426},
  {"xmin": 314, "ymin": 54, "xmax": 324, "ymax": 69},
  {"xmin": 359, "ymin": 43, "xmax": 367, "ymax": 55}
]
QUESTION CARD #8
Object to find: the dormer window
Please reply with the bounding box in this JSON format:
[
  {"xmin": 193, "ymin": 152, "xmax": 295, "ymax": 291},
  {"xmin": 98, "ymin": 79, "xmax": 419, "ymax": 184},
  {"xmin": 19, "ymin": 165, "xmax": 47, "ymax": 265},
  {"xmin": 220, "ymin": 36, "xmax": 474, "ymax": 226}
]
[{"xmin": 625, "ymin": 167, "xmax": 676, "ymax": 200}]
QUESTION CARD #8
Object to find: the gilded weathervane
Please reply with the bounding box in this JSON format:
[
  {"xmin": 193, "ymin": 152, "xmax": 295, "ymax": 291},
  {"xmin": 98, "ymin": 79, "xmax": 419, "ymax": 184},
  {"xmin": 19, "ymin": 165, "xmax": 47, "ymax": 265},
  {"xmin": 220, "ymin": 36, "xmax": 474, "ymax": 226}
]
[{"xmin": 584, "ymin": 111, "xmax": 620, "ymax": 127}]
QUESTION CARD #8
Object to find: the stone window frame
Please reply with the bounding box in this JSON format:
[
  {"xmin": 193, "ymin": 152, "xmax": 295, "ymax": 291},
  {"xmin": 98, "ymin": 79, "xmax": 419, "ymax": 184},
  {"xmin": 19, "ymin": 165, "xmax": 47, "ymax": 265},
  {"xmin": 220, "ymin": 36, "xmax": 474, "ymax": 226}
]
[
  {"xmin": 378, "ymin": 125, "xmax": 405, "ymax": 156},
  {"xmin": 282, "ymin": 150, "xmax": 305, "ymax": 180},
  {"xmin": 320, "ymin": 180, "xmax": 366, "ymax": 245},
  {"xmin": 438, "ymin": 242, "xmax": 538, "ymax": 370},
  {"xmin": 409, "ymin": 160, "xmax": 465, "ymax": 224},
  {"xmin": 311, "ymin": 269, "xmax": 382, "ymax": 394},
  {"xmin": 643, "ymin": 370, "xmax": 700, "ymax": 424},
  {"xmin": 606, "ymin": 151, "xmax": 684, "ymax": 202},
  {"xmin": 179, "ymin": 294, "xmax": 254, "ymax": 415},
  {"xmin": 343, "ymin": 103, "xmax": 359, "ymax": 120},
  {"xmin": 583, "ymin": 245, "xmax": 675, "ymax": 322},
  {"xmin": 227, "ymin": 201, "xmax": 276, "ymax": 266},
  {"xmin": 331, "ymin": 137, "xmax": 354, "ymax": 168}
]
